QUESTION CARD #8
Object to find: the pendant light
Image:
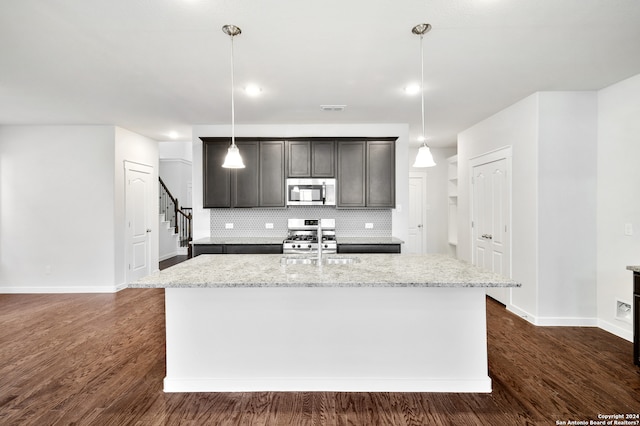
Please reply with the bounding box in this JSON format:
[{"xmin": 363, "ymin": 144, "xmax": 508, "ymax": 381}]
[
  {"xmin": 221, "ymin": 24, "xmax": 245, "ymax": 169},
  {"xmin": 411, "ymin": 23, "xmax": 436, "ymax": 168}
]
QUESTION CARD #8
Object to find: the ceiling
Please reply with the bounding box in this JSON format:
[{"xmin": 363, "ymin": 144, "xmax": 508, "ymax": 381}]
[{"xmin": 1, "ymin": 0, "xmax": 639, "ymax": 148}]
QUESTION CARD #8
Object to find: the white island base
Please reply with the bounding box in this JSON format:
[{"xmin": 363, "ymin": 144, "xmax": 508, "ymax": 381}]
[{"xmin": 164, "ymin": 286, "xmax": 491, "ymax": 393}]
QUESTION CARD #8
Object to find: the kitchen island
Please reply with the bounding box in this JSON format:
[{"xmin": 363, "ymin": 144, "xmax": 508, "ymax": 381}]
[{"xmin": 132, "ymin": 253, "xmax": 519, "ymax": 393}]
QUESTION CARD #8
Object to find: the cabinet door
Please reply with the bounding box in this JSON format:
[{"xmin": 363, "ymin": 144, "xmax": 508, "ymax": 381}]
[
  {"xmin": 337, "ymin": 141, "xmax": 366, "ymax": 207},
  {"xmin": 203, "ymin": 141, "xmax": 231, "ymax": 208},
  {"xmin": 311, "ymin": 140, "xmax": 335, "ymax": 177},
  {"xmin": 287, "ymin": 141, "xmax": 311, "ymax": 177},
  {"xmin": 232, "ymin": 141, "xmax": 259, "ymax": 207},
  {"xmin": 366, "ymin": 140, "xmax": 395, "ymax": 208},
  {"xmin": 260, "ymin": 141, "xmax": 286, "ymax": 207}
]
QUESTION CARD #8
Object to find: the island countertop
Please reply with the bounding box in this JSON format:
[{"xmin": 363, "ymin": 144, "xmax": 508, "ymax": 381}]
[{"xmin": 132, "ymin": 253, "xmax": 520, "ymax": 289}]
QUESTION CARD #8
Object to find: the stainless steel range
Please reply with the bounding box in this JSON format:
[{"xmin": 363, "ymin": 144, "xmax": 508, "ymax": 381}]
[{"xmin": 283, "ymin": 218, "xmax": 337, "ymax": 255}]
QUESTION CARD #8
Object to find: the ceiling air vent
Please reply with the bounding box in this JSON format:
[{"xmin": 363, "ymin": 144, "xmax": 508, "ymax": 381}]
[{"xmin": 320, "ymin": 105, "xmax": 346, "ymax": 112}]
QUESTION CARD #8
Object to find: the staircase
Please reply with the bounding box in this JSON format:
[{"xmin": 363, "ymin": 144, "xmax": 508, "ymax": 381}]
[{"xmin": 159, "ymin": 177, "xmax": 192, "ymax": 259}]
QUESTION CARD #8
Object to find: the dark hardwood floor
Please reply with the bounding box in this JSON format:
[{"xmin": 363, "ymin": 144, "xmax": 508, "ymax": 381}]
[
  {"xmin": 1, "ymin": 286, "xmax": 639, "ymax": 425},
  {"xmin": 159, "ymin": 255, "xmax": 189, "ymax": 270}
]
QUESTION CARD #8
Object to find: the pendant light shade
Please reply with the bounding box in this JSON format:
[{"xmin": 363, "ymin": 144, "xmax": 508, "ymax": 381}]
[
  {"xmin": 222, "ymin": 145, "xmax": 245, "ymax": 168},
  {"xmin": 411, "ymin": 23, "xmax": 436, "ymax": 168},
  {"xmin": 221, "ymin": 24, "xmax": 245, "ymax": 169},
  {"xmin": 413, "ymin": 145, "xmax": 436, "ymax": 168}
]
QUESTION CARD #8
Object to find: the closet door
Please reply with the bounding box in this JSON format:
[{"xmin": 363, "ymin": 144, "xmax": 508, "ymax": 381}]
[{"xmin": 472, "ymin": 157, "xmax": 511, "ymax": 304}]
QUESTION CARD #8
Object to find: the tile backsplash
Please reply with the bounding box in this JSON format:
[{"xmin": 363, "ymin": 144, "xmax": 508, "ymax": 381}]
[{"xmin": 209, "ymin": 206, "xmax": 391, "ymax": 237}]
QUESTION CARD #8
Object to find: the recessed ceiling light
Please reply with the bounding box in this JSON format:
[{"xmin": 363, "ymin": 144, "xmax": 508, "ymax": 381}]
[
  {"xmin": 244, "ymin": 85, "xmax": 262, "ymax": 96},
  {"xmin": 168, "ymin": 131, "xmax": 178, "ymax": 139},
  {"xmin": 404, "ymin": 84, "xmax": 420, "ymax": 95}
]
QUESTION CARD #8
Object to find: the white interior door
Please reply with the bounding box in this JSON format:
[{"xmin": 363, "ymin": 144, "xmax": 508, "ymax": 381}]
[
  {"xmin": 408, "ymin": 172, "xmax": 427, "ymax": 254},
  {"xmin": 472, "ymin": 156, "xmax": 511, "ymax": 304},
  {"xmin": 126, "ymin": 163, "xmax": 153, "ymax": 283}
]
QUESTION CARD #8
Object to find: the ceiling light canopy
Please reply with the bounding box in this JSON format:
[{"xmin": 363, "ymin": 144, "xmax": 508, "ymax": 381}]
[
  {"xmin": 411, "ymin": 23, "xmax": 436, "ymax": 168},
  {"xmin": 221, "ymin": 24, "xmax": 245, "ymax": 169}
]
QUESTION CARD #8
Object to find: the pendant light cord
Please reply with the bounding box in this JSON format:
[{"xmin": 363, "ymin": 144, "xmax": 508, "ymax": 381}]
[
  {"xmin": 230, "ymin": 34, "xmax": 236, "ymax": 147},
  {"xmin": 420, "ymin": 33, "xmax": 426, "ymax": 148}
]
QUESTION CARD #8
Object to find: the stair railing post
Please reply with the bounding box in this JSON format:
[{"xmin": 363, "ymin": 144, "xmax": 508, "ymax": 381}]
[{"xmin": 174, "ymin": 198, "xmax": 179, "ymax": 234}]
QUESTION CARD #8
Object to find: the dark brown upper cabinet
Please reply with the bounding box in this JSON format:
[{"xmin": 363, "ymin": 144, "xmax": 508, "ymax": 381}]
[
  {"xmin": 286, "ymin": 140, "xmax": 335, "ymax": 178},
  {"xmin": 259, "ymin": 140, "xmax": 286, "ymax": 207},
  {"xmin": 366, "ymin": 140, "xmax": 396, "ymax": 208},
  {"xmin": 336, "ymin": 139, "xmax": 396, "ymax": 208},
  {"xmin": 202, "ymin": 137, "xmax": 394, "ymax": 209},
  {"xmin": 336, "ymin": 141, "xmax": 366, "ymax": 207},
  {"xmin": 202, "ymin": 138, "xmax": 285, "ymax": 208},
  {"xmin": 202, "ymin": 139, "xmax": 232, "ymax": 208}
]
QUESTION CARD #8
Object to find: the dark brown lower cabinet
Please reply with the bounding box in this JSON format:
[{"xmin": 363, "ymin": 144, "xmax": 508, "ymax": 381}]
[
  {"xmin": 193, "ymin": 244, "xmax": 283, "ymax": 256},
  {"xmin": 634, "ymin": 273, "xmax": 640, "ymax": 366},
  {"xmin": 338, "ymin": 244, "xmax": 401, "ymax": 254}
]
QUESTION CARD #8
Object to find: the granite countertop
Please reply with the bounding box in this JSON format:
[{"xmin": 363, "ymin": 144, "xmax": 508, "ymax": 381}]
[
  {"xmin": 626, "ymin": 266, "xmax": 640, "ymax": 272},
  {"xmin": 132, "ymin": 253, "xmax": 520, "ymax": 289}
]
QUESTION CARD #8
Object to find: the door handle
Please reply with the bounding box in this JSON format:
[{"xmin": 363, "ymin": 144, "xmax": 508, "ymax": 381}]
[
  {"xmin": 146, "ymin": 229, "xmax": 152, "ymax": 233},
  {"xmin": 481, "ymin": 234, "xmax": 493, "ymax": 240},
  {"xmin": 417, "ymin": 224, "xmax": 423, "ymax": 228}
]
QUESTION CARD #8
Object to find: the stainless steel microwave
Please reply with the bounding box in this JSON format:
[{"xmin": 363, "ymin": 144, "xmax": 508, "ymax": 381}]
[{"xmin": 286, "ymin": 178, "xmax": 336, "ymax": 206}]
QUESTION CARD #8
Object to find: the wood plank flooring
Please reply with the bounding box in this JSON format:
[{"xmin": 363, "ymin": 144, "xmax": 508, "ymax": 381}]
[{"xmin": 1, "ymin": 288, "xmax": 639, "ymax": 425}]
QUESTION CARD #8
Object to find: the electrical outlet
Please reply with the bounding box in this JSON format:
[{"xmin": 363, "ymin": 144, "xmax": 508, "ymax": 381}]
[
  {"xmin": 225, "ymin": 223, "xmax": 234, "ymax": 229},
  {"xmin": 265, "ymin": 223, "xmax": 274, "ymax": 229},
  {"xmin": 365, "ymin": 223, "xmax": 374, "ymax": 229}
]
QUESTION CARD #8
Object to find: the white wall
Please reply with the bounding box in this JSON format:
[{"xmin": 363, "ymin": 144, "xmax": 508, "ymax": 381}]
[
  {"xmin": 0, "ymin": 125, "xmax": 158, "ymax": 293},
  {"xmin": 458, "ymin": 92, "xmax": 598, "ymax": 325},
  {"xmin": 597, "ymin": 73, "xmax": 640, "ymax": 341},
  {"xmin": 409, "ymin": 146, "xmax": 457, "ymax": 254},
  {"xmin": 0, "ymin": 125, "xmax": 117, "ymax": 292},
  {"xmin": 159, "ymin": 140, "xmax": 193, "ymax": 163},
  {"xmin": 192, "ymin": 124, "xmax": 410, "ymax": 243},
  {"xmin": 537, "ymin": 92, "xmax": 598, "ymax": 321},
  {"xmin": 159, "ymin": 140, "xmax": 193, "ymax": 209},
  {"xmin": 458, "ymin": 95, "xmax": 540, "ymax": 318}
]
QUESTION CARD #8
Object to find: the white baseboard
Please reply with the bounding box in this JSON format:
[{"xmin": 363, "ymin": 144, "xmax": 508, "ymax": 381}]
[
  {"xmin": 0, "ymin": 284, "xmax": 122, "ymax": 294},
  {"xmin": 598, "ymin": 319, "xmax": 633, "ymax": 342},
  {"xmin": 506, "ymin": 303, "xmax": 537, "ymax": 324},
  {"xmin": 159, "ymin": 251, "xmax": 178, "ymax": 261},
  {"xmin": 163, "ymin": 377, "xmax": 492, "ymax": 393},
  {"xmin": 507, "ymin": 304, "xmax": 597, "ymax": 326},
  {"xmin": 507, "ymin": 303, "xmax": 631, "ymax": 343}
]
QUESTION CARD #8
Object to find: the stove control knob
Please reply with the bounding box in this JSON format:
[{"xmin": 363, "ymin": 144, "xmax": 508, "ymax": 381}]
[{"xmin": 308, "ymin": 244, "xmax": 312, "ymax": 248}]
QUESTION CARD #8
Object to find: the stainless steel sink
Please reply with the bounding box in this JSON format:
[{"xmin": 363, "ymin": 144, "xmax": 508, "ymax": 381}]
[
  {"xmin": 280, "ymin": 257, "xmax": 316, "ymax": 265},
  {"xmin": 324, "ymin": 256, "xmax": 360, "ymax": 265},
  {"xmin": 280, "ymin": 256, "xmax": 360, "ymax": 266}
]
